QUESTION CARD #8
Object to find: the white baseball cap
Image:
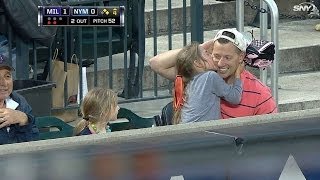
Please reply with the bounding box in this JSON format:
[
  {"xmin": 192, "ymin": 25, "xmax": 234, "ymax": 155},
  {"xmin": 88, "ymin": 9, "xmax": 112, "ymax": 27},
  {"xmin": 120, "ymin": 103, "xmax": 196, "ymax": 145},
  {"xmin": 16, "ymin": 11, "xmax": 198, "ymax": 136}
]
[{"xmin": 213, "ymin": 28, "xmax": 250, "ymax": 52}]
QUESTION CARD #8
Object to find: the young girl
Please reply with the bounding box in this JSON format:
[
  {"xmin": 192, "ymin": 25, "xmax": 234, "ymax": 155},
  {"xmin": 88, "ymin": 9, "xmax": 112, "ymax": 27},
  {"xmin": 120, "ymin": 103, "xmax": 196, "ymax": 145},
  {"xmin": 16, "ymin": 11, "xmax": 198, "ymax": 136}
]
[
  {"xmin": 173, "ymin": 42, "xmax": 243, "ymax": 124},
  {"xmin": 74, "ymin": 88, "xmax": 119, "ymax": 136}
]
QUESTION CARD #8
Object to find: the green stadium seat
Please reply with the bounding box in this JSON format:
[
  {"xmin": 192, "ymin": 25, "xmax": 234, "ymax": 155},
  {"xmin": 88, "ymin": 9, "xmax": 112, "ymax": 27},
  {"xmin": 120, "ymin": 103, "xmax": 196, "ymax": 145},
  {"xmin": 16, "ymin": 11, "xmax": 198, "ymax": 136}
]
[
  {"xmin": 35, "ymin": 107, "xmax": 155, "ymax": 140},
  {"xmin": 35, "ymin": 116, "xmax": 74, "ymax": 140},
  {"xmin": 110, "ymin": 108, "xmax": 156, "ymax": 131}
]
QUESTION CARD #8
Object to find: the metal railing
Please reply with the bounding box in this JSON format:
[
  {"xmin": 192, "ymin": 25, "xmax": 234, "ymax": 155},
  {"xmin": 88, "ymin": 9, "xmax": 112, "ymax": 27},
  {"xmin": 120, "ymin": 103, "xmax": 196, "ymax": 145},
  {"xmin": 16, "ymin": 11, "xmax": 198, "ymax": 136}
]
[
  {"xmin": 4, "ymin": 0, "xmax": 279, "ymax": 115},
  {"xmin": 236, "ymin": 0, "xmax": 279, "ymax": 106}
]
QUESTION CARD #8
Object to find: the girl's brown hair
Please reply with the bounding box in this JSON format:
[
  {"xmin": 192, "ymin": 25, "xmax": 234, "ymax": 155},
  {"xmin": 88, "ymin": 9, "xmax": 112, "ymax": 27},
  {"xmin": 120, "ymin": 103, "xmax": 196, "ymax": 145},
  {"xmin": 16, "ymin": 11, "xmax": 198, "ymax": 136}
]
[
  {"xmin": 73, "ymin": 88, "xmax": 118, "ymax": 135},
  {"xmin": 173, "ymin": 42, "xmax": 203, "ymax": 124}
]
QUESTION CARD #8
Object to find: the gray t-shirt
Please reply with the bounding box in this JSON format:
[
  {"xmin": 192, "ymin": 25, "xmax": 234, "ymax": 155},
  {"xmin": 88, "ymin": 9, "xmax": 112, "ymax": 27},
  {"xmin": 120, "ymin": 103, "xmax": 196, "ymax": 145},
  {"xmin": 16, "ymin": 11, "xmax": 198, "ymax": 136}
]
[{"xmin": 181, "ymin": 71, "xmax": 242, "ymax": 123}]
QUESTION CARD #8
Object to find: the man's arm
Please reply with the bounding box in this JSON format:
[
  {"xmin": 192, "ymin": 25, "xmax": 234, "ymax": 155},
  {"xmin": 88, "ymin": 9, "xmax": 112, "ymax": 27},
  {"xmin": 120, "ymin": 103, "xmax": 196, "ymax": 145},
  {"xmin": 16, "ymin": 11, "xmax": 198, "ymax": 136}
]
[
  {"xmin": 149, "ymin": 49, "xmax": 181, "ymax": 81},
  {"xmin": 149, "ymin": 40, "xmax": 214, "ymax": 80}
]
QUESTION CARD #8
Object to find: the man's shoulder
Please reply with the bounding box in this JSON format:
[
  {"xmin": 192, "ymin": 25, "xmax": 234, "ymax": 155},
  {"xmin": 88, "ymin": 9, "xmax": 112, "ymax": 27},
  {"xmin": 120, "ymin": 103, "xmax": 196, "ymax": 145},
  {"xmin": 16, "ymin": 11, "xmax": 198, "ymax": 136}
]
[
  {"xmin": 241, "ymin": 70, "xmax": 260, "ymax": 83},
  {"xmin": 10, "ymin": 91, "xmax": 32, "ymax": 112},
  {"xmin": 239, "ymin": 70, "xmax": 277, "ymax": 114},
  {"xmin": 241, "ymin": 70, "xmax": 271, "ymax": 93},
  {"xmin": 10, "ymin": 91, "xmax": 28, "ymax": 103}
]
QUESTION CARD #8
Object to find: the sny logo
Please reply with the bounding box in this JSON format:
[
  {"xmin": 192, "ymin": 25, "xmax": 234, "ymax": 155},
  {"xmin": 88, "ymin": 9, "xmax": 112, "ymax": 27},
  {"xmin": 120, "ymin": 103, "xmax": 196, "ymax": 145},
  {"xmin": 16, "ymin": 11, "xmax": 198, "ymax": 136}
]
[{"xmin": 293, "ymin": 2, "xmax": 317, "ymax": 12}]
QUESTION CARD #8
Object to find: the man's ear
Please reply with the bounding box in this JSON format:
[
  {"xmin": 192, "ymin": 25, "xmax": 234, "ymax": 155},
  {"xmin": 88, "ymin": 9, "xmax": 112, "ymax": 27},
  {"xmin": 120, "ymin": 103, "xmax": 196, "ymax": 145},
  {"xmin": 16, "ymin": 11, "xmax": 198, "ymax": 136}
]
[{"xmin": 239, "ymin": 52, "xmax": 246, "ymax": 63}]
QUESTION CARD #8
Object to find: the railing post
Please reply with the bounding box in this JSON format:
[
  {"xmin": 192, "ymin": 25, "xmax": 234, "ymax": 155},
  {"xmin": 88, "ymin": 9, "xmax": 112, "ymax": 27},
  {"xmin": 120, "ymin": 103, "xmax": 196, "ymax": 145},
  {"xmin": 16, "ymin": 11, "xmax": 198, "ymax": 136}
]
[
  {"xmin": 153, "ymin": 0, "xmax": 158, "ymax": 97},
  {"xmin": 138, "ymin": 0, "xmax": 146, "ymax": 98},
  {"xmin": 190, "ymin": 0, "xmax": 203, "ymax": 43},
  {"xmin": 7, "ymin": 24, "xmax": 15, "ymax": 79},
  {"xmin": 236, "ymin": 0, "xmax": 244, "ymax": 32},
  {"xmin": 236, "ymin": 0, "xmax": 279, "ymax": 107},
  {"xmin": 260, "ymin": 0, "xmax": 268, "ymax": 84},
  {"xmin": 263, "ymin": 0, "xmax": 279, "ymax": 107},
  {"xmin": 15, "ymin": 36, "xmax": 29, "ymax": 79}
]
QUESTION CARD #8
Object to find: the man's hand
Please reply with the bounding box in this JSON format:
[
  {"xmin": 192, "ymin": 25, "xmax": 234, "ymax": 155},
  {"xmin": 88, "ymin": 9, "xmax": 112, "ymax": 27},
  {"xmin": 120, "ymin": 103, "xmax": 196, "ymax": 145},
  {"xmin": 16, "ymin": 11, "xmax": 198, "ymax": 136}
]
[{"xmin": 0, "ymin": 108, "xmax": 28, "ymax": 128}]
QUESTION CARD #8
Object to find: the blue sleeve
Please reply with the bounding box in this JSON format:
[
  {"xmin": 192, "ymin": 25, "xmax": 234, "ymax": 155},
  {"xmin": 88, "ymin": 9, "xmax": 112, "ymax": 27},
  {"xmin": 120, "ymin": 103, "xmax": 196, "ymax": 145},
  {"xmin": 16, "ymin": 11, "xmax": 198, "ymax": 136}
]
[
  {"xmin": 12, "ymin": 92, "xmax": 39, "ymax": 142},
  {"xmin": 209, "ymin": 72, "xmax": 243, "ymax": 105},
  {"xmin": 77, "ymin": 127, "xmax": 92, "ymax": 136},
  {"xmin": 16, "ymin": 104, "xmax": 39, "ymax": 141}
]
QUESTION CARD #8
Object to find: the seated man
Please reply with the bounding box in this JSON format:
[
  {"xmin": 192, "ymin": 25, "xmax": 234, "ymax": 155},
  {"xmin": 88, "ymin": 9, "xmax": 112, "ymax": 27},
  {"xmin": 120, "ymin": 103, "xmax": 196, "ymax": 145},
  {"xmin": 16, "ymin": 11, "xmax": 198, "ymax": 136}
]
[
  {"xmin": 149, "ymin": 28, "xmax": 277, "ymax": 120},
  {"xmin": 0, "ymin": 54, "xmax": 39, "ymax": 144}
]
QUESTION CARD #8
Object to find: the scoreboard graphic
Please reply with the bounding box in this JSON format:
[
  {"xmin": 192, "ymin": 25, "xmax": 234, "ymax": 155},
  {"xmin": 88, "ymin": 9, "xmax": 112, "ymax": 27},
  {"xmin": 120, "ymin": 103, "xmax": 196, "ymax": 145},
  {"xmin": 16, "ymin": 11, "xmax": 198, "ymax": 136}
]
[{"xmin": 38, "ymin": 6, "xmax": 124, "ymax": 26}]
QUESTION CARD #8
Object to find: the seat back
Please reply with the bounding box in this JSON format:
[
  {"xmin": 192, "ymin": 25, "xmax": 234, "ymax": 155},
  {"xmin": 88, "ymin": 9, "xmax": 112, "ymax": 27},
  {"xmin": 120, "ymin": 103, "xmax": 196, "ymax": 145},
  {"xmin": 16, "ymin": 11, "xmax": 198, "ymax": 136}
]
[
  {"xmin": 35, "ymin": 116, "xmax": 74, "ymax": 140},
  {"xmin": 36, "ymin": 108, "xmax": 155, "ymax": 139},
  {"xmin": 110, "ymin": 108, "xmax": 155, "ymax": 131},
  {"xmin": 158, "ymin": 101, "xmax": 173, "ymax": 126}
]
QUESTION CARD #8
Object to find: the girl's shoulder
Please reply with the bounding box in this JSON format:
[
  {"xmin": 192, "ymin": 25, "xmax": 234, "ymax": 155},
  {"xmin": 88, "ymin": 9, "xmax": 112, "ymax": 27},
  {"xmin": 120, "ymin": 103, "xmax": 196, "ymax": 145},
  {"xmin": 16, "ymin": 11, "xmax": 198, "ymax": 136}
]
[
  {"xmin": 201, "ymin": 71, "xmax": 219, "ymax": 79},
  {"xmin": 196, "ymin": 71, "xmax": 218, "ymax": 76},
  {"xmin": 78, "ymin": 127, "xmax": 93, "ymax": 136},
  {"xmin": 193, "ymin": 71, "xmax": 219, "ymax": 84}
]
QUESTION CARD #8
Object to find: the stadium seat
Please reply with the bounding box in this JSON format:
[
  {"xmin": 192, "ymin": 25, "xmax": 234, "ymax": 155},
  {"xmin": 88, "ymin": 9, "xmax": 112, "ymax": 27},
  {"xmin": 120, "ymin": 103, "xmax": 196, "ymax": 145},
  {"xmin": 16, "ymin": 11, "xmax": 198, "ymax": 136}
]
[
  {"xmin": 110, "ymin": 108, "xmax": 156, "ymax": 131},
  {"xmin": 35, "ymin": 116, "xmax": 74, "ymax": 140},
  {"xmin": 35, "ymin": 108, "xmax": 156, "ymax": 140}
]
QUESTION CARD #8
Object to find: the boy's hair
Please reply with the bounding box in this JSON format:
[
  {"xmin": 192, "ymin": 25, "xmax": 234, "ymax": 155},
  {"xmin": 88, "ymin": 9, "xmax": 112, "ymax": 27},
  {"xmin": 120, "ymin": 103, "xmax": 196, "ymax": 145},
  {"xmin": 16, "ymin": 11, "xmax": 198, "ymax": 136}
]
[
  {"xmin": 73, "ymin": 88, "xmax": 117, "ymax": 135},
  {"xmin": 173, "ymin": 42, "xmax": 202, "ymax": 124}
]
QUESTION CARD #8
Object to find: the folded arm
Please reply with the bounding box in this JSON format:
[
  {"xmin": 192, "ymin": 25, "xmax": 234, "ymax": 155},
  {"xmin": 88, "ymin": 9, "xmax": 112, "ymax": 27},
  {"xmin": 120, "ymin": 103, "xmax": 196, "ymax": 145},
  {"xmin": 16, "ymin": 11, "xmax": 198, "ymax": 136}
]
[
  {"xmin": 149, "ymin": 49, "xmax": 182, "ymax": 81},
  {"xmin": 149, "ymin": 40, "xmax": 215, "ymax": 80}
]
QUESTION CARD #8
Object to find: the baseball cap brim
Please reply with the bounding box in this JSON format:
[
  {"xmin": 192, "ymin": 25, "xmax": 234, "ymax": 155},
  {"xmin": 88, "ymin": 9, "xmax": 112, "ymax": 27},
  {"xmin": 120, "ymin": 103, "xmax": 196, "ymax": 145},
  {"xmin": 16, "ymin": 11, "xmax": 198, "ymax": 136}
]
[
  {"xmin": 0, "ymin": 65, "xmax": 15, "ymax": 71},
  {"xmin": 0, "ymin": 54, "xmax": 15, "ymax": 71}
]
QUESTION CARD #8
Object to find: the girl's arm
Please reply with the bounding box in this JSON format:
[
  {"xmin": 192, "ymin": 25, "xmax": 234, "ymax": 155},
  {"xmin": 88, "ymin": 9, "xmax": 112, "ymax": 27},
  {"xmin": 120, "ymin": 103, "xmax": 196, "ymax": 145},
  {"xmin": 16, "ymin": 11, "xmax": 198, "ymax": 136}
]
[{"xmin": 210, "ymin": 64, "xmax": 244, "ymax": 104}]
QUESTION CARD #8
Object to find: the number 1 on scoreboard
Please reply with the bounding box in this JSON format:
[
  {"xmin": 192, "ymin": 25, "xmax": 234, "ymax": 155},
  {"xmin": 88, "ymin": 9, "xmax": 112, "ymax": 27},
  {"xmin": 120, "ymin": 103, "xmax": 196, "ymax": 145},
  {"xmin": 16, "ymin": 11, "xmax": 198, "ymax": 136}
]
[{"xmin": 62, "ymin": 7, "xmax": 70, "ymax": 15}]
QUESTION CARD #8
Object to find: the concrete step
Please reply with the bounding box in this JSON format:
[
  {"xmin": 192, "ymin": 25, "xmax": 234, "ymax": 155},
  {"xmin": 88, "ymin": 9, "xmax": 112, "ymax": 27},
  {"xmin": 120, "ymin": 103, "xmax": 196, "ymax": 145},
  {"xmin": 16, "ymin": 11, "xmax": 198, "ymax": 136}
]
[
  {"xmin": 144, "ymin": 0, "xmax": 255, "ymax": 37},
  {"xmin": 143, "ymin": 0, "xmax": 310, "ymax": 36},
  {"xmin": 85, "ymin": 19, "xmax": 320, "ymax": 93}
]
